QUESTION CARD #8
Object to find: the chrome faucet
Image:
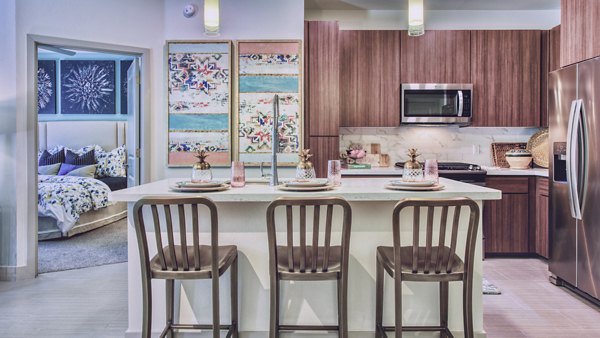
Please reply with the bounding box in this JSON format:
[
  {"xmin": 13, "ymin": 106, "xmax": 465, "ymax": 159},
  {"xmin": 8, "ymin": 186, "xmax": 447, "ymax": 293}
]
[{"xmin": 270, "ymin": 94, "xmax": 280, "ymax": 186}]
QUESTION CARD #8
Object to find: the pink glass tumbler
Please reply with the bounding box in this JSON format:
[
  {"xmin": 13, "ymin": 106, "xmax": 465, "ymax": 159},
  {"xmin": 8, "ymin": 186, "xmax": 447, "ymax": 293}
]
[
  {"xmin": 328, "ymin": 160, "xmax": 342, "ymax": 186},
  {"xmin": 424, "ymin": 159, "xmax": 439, "ymax": 184},
  {"xmin": 231, "ymin": 161, "xmax": 246, "ymax": 188}
]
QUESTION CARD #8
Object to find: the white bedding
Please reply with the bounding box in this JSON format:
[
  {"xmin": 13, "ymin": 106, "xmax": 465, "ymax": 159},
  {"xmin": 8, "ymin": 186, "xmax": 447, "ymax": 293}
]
[{"xmin": 38, "ymin": 175, "xmax": 112, "ymax": 234}]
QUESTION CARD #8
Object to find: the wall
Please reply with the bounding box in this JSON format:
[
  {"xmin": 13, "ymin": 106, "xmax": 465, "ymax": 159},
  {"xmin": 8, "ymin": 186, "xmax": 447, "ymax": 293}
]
[
  {"xmin": 0, "ymin": 0, "xmax": 17, "ymax": 276},
  {"xmin": 306, "ymin": 9, "xmax": 561, "ymax": 30},
  {"xmin": 340, "ymin": 127, "xmax": 539, "ymax": 167},
  {"xmin": 8, "ymin": 0, "xmax": 304, "ymax": 280}
]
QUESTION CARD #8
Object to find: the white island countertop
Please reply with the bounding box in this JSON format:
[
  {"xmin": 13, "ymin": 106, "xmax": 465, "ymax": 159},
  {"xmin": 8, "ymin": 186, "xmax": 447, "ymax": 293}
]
[{"xmin": 110, "ymin": 177, "xmax": 501, "ymax": 203}]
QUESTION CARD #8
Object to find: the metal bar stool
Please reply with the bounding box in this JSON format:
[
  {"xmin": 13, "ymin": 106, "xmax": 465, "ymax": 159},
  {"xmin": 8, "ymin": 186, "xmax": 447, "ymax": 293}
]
[
  {"xmin": 266, "ymin": 197, "xmax": 352, "ymax": 338},
  {"xmin": 133, "ymin": 196, "xmax": 238, "ymax": 338},
  {"xmin": 375, "ymin": 198, "xmax": 480, "ymax": 338}
]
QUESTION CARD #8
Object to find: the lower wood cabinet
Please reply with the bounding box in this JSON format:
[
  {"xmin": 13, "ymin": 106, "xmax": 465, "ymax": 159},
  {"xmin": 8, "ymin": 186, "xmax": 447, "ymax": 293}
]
[{"xmin": 483, "ymin": 176, "xmax": 549, "ymax": 258}]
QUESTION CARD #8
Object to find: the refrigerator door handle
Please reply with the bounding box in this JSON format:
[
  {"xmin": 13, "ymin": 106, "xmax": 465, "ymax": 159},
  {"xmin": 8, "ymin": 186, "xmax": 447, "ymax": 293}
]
[{"xmin": 567, "ymin": 99, "xmax": 583, "ymax": 220}]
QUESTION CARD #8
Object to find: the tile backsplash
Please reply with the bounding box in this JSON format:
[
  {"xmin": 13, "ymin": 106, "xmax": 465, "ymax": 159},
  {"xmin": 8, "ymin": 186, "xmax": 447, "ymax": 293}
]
[{"xmin": 340, "ymin": 126, "xmax": 542, "ymax": 166}]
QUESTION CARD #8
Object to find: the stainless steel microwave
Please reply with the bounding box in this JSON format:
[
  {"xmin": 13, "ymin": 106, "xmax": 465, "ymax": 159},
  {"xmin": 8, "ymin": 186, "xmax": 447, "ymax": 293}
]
[{"xmin": 401, "ymin": 83, "xmax": 473, "ymax": 126}]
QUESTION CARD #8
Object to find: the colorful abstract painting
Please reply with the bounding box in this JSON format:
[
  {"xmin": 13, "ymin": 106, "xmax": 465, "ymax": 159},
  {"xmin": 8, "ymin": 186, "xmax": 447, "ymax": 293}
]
[
  {"xmin": 236, "ymin": 41, "xmax": 302, "ymax": 164},
  {"xmin": 61, "ymin": 60, "xmax": 116, "ymax": 114},
  {"xmin": 167, "ymin": 41, "xmax": 231, "ymax": 166},
  {"xmin": 37, "ymin": 60, "xmax": 57, "ymax": 114}
]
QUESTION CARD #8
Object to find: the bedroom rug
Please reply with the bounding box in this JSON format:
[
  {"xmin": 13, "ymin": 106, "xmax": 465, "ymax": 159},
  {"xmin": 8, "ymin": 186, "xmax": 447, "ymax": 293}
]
[
  {"xmin": 483, "ymin": 278, "xmax": 502, "ymax": 295},
  {"xmin": 38, "ymin": 218, "xmax": 127, "ymax": 273}
]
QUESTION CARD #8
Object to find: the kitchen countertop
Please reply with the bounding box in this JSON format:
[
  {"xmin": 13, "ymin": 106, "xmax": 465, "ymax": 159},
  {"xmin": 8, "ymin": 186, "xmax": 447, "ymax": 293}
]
[{"xmin": 341, "ymin": 167, "xmax": 549, "ymax": 178}]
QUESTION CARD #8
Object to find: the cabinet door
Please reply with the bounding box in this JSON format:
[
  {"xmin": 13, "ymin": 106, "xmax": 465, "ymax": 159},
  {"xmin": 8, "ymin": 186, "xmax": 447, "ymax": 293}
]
[
  {"xmin": 340, "ymin": 30, "xmax": 400, "ymax": 127},
  {"xmin": 541, "ymin": 25, "xmax": 561, "ymax": 128},
  {"xmin": 400, "ymin": 30, "xmax": 471, "ymax": 83},
  {"xmin": 305, "ymin": 21, "xmax": 340, "ymax": 136},
  {"xmin": 561, "ymin": 0, "xmax": 600, "ymax": 67},
  {"xmin": 549, "ymin": 25, "xmax": 561, "ymax": 72},
  {"xmin": 483, "ymin": 177, "xmax": 530, "ymax": 254},
  {"xmin": 535, "ymin": 177, "xmax": 550, "ymax": 258},
  {"xmin": 471, "ymin": 30, "xmax": 541, "ymax": 127},
  {"xmin": 307, "ymin": 136, "xmax": 339, "ymax": 178}
]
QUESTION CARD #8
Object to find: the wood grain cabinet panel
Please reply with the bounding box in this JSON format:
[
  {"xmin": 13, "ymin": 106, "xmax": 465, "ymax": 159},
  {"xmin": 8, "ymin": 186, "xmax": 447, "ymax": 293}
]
[
  {"xmin": 306, "ymin": 136, "xmax": 339, "ymax": 178},
  {"xmin": 400, "ymin": 30, "xmax": 471, "ymax": 83},
  {"xmin": 561, "ymin": 0, "xmax": 600, "ymax": 67},
  {"xmin": 470, "ymin": 30, "xmax": 541, "ymax": 127},
  {"xmin": 340, "ymin": 30, "xmax": 401, "ymax": 127},
  {"xmin": 549, "ymin": 25, "xmax": 561, "ymax": 73},
  {"xmin": 534, "ymin": 177, "xmax": 550, "ymax": 258},
  {"xmin": 541, "ymin": 25, "xmax": 561, "ymax": 128},
  {"xmin": 483, "ymin": 177, "xmax": 531, "ymax": 254},
  {"xmin": 305, "ymin": 21, "xmax": 340, "ymax": 136}
]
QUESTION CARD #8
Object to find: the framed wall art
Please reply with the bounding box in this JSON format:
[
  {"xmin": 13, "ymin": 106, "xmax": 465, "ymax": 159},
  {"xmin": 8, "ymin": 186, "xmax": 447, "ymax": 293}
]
[
  {"xmin": 167, "ymin": 41, "xmax": 232, "ymax": 167},
  {"xmin": 235, "ymin": 40, "xmax": 303, "ymax": 165},
  {"xmin": 37, "ymin": 60, "xmax": 57, "ymax": 114},
  {"xmin": 61, "ymin": 60, "xmax": 116, "ymax": 114}
]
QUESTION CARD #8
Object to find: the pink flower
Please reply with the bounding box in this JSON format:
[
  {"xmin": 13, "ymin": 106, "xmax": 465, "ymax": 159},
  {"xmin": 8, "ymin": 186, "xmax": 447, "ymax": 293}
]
[{"xmin": 349, "ymin": 149, "xmax": 366, "ymax": 159}]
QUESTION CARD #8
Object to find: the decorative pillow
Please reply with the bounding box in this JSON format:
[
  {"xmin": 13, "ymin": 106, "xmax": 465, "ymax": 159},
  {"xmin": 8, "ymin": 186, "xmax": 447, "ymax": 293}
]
[
  {"xmin": 38, "ymin": 149, "xmax": 65, "ymax": 165},
  {"xmin": 95, "ymin": 146, "xmax": 127, "ymax": 178},
  {"xmin": 58, "ymin": 163, "xmax": 82, "ymax": 176},
  {"xmin": 38, "ymin": 163, "xmax": 61, "ymax": 175},
  {"xmin": 65, "ymin": 149, "xmax": 96, "ymax": 165},
  {"xmin": 66, "ymin": 164, "xmax": 97, "ymax": 178}
]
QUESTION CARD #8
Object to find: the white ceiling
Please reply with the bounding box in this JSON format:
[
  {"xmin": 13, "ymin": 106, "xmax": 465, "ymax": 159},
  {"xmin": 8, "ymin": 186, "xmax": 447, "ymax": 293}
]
[{"xmin": 305, "ymin": 0, "xmax": 561, "ymax": 11}]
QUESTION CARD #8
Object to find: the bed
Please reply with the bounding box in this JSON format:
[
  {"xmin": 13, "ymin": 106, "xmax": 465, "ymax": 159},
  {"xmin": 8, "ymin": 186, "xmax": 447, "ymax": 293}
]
[{"xmin": 38, "ymin": 121, "xmax": 128, "ymax": 240}]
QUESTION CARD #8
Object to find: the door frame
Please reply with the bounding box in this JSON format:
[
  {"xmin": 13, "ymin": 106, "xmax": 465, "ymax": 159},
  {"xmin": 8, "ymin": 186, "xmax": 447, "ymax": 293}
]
[{"xmin": 26, "ymin": 34, "xmax": 151, "ymax": 277}]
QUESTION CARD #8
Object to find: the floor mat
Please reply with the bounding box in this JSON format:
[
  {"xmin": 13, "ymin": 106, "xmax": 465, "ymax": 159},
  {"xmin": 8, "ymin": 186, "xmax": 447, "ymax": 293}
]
[
  {"xmin": 38, "ymin": 218, "xmax": 127, "ymax": 273},
  {"xmin": 483, "ymin": 278, "xmax": 502, "ymax": 295}
]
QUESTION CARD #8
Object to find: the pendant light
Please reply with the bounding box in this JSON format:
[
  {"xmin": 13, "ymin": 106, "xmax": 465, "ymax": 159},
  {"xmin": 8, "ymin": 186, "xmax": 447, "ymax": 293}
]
[
  {"xmin": 408, "ymin": 0, "xmax": 424, "ymax": 36},
  {"xmin": 204, "ymin": 0, "xmax": 220, "ymax": 36}
]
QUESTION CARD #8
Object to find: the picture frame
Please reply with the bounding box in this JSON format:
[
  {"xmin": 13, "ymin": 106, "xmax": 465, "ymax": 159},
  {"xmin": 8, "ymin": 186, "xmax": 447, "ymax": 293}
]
[
  {"xmin": 234, "ymin": 40, "xmax": 304, "ymax": 166},
  {"xmin": 166, "ymin": 40, "xmax": 233, "ymax": 167}
]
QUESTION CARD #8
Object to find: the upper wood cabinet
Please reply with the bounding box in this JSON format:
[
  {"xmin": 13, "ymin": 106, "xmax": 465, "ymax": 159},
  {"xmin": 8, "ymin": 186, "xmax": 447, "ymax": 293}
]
[
  {"xmin": 470, "ymin": 30, "xmax": 541, "ymax": 127},
  {"xmin": 340, "ymin": 30, "xmax": 401, "ymax": 127},
  {"xmin": 549, "ymin": 25, "xmax": 561, "ymax": 72},
  {"xmin": 305, "ymin": 21, "xmax": 340, "ymax": 136},
  {"xmin": 561, "ymin": 0, "xmax": 600, "ymax": 67},
  {"xmin": 400, "ymin": 30, "xmax": 471, "ymax": 83}
]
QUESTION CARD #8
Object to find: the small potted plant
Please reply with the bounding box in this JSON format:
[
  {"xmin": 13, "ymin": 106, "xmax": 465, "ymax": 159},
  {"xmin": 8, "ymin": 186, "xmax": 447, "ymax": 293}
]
[{"xmin": 191, "ymin": 149, "xmax": 212, "ymax": 182}]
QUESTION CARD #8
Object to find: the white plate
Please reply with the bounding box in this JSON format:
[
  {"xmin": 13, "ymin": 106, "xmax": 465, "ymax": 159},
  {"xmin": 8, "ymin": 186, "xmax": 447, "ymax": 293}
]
[
  {"xmin": 176, "ymin": 180, "xmax": 229, "ymax": 188},
  {"xmin": 389, "ymin": 180, "xmax": 437, "ymax": 187},
  {"xmin": 285, "ymin": 179, "xmax": 330, "ymax": 187},
  {"xmin": 170, "ymin": 184, "xmax": 231, "ymax": 192},
  {"xmin": 384, "ymin": 184, "xmax": 445, "ymax": 191},
  {"xmin": 277, "ymin": 184, "xmax": 335, "ymax": 192}
]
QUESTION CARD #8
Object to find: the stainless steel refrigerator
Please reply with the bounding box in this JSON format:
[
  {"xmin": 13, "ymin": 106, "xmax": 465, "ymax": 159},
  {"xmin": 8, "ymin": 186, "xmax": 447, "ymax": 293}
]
[{"xmin": 549, "ymin": 57, "xmax": 600, "ymax": 300}]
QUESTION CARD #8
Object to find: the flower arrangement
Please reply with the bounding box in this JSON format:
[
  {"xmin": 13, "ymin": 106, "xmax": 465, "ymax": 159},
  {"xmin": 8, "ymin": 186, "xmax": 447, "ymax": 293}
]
[{"xmin": 340, "ymin": 142, "xmax": 367, "ymax": 164}]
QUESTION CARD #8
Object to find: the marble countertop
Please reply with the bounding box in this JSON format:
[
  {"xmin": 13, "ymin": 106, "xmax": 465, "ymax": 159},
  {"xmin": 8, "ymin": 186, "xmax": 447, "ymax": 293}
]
[
  {"xmin": 110, "ymin": 177, "xmax": 501, "ymax": 203},
  {"xmin": 341, "ymin": 167, "xmax": 549, "ymax": 177}
]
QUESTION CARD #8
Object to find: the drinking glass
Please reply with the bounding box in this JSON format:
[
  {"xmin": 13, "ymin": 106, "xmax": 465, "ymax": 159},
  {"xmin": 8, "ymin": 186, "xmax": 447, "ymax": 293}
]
[
  {"xmin": 424, "ymin": 159, "xmax": 439, "ymax": 184},
  {"xmin": 231, "ymin": 161, "xmax": 246, "ymax": 188},
  {"xmin": 327, "ymin": 160, "xmax": 342, "ymax": 186}
]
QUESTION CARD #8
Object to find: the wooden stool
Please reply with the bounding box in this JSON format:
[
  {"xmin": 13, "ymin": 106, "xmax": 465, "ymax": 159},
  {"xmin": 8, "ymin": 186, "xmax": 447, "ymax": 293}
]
[
  {"xmin": 266, "ymin": 197, "xmax": 352, "ymax": 338},
  {"xmin": 375, "ymin": 198, "xmax": 480, "ymax": 338},
  {"xmin": 133, "ymin": 197, "xmax": 238, "ymax": 338}
]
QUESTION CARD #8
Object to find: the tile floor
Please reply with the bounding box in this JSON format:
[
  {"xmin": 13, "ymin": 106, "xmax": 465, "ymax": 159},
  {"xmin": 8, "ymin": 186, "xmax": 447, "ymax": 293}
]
[{"xmin": 0, "ymin": 259, "xmax": 599, "ymax": 337}]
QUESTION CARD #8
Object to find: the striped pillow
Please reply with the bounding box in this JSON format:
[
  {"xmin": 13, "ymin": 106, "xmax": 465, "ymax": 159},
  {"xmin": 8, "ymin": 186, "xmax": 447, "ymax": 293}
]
[
  {"xmin": 65, "ymin": 149, "xmax": 96, "ymax": 165},
  {"xmin": 38, "ymin": 149, "xmax": 65, "ymax": 166}
]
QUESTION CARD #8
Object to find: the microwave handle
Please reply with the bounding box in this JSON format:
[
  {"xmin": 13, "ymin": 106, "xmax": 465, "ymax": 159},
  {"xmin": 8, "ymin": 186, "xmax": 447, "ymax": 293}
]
[{"xmin": 457, "ymin": 91, "xmax": 464, "ymax": 117}]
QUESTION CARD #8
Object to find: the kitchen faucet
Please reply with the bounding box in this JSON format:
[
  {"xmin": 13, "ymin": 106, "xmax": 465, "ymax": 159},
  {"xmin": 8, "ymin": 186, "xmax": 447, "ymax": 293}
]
[{"xmin": 269, "ymin": 94, "xmax": 280, "ymax": 186}]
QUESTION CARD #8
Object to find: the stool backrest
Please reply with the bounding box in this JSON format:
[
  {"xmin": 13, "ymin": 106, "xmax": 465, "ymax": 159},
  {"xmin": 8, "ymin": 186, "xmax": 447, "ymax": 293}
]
[
  {"xmin": 133, "ymin": 197, "xmax": 219, "ymax": 276},
  {"xmin": 266, "ymin": 197, "xmax": 352, "ymax": 273},
  {"xmin": 392, "ymin": 198, "xmax": 480, "ymax": 274}
]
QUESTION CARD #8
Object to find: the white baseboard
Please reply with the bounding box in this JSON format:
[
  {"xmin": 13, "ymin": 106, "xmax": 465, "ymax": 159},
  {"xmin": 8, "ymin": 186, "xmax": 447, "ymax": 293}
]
[
  {"xmin": 125, "ymin": 330, "xmax": 486, "ymax": 338},
  {"xmin": 0, "ymin": 264, "xmax": 36, "ymax": 281}
]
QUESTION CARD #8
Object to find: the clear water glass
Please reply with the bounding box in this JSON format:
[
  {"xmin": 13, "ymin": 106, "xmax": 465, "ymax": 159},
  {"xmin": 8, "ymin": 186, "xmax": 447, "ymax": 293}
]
[
  {"xmin": 424, "ymin": 159, "xmax": 439, "ymax": 184},
  {"xmin": 231, "ymin": 161, "xmax": 245, "ymax": 188},
  {"xmin": 327, "ymin": 160, "xmax": 342, "ymax": 186}
]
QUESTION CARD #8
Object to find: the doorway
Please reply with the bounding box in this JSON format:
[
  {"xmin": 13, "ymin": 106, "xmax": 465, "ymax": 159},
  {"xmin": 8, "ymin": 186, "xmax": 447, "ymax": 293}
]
[{"xmin": 27, "ymin": 35, "xmax": 151, "ymax": 276}]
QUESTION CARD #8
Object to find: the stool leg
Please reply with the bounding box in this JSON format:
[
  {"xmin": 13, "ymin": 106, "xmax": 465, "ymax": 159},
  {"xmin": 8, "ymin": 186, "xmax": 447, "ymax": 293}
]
[
  {"xmin": 269, "ymin": 276, "xmax": 280, "ymax": 338},
  {"xmin": 141, "ymin": 276, "xmax": 152, "ymax": 338},
  {"xmin": 440, "ymin": 281, "xmax": 449, "ymax": 338},
  {"xmin": 338, "ymin": 274, "xmax": 348, "ymax": 338},
  {"xmin": 165, "ymin": 279, "xmax": 174, "ymax": 338},
  {"xmin": 212, "ymin": 274, "xmax": 220, "ymax": 338},
  {"xmin": 463, "ymin": 277, "xmax": 474, "ymax": 338},
  {"xmin": 231, "ymin": 256, "xmax": 239, "ymax": 338},
  {"xmin": 394, "ymin": 273, "xmax": 402, "ymax": 338},
  {"xmin": 375, "ymin": 256, "xmax": 384, "ymax": 338}
]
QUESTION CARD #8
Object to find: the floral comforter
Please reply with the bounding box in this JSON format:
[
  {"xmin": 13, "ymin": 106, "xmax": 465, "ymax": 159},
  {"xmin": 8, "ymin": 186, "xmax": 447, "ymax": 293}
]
[{"xmin": 38, "ymin": 175, "xmax": 112, "ymax": 234}]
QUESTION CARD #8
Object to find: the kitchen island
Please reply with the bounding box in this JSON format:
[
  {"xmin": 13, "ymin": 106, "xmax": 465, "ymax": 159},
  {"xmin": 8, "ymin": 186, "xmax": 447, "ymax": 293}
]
[{"xmin": 111, "ymin": 177, "xmax": 501, "ymax": 337}]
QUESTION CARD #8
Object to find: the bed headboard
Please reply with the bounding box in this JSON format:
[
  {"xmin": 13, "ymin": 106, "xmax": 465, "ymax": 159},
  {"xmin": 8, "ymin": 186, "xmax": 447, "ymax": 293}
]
[{"xmin": 38, "ymin": 121, "xmax": 127, "ymax": 151}]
